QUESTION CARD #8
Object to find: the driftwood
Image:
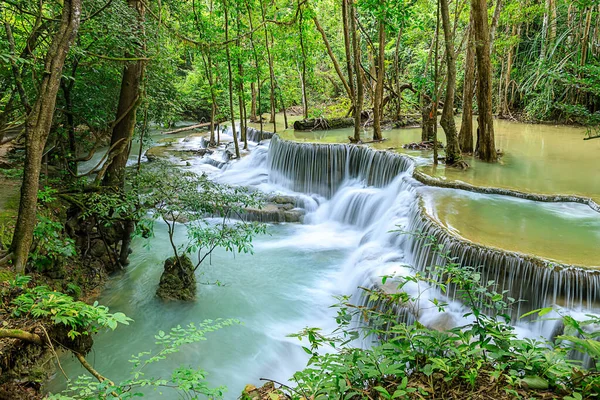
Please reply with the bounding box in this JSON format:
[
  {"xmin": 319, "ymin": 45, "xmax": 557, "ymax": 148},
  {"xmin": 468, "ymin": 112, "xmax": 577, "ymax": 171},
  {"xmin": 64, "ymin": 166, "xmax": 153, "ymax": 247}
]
[
  {"xmin": 293, "ymin": 117, "xmax": 354, "ymax": 131},
  {"xmin": 584, "ymin": 134, "xmax": 600, "ymax": 141},
  {"xmin": 163, "ymin": 122, "xmax": 212, "ymax": 135}
]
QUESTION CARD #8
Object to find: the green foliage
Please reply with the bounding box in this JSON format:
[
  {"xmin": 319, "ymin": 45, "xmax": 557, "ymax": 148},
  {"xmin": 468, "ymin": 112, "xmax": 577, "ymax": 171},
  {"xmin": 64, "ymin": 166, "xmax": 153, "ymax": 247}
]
[
  {"xmin": 48, "ymin": 319, "xmax": 239, "ymax": 399},
  {"xmin": 11, "ymin": 285, "xmax": 131, "ymax": 339},
  {"xmin": 30, "ymin": 216, "xmax": 76, "ymax": 271},
  {"xmin": 136, "ymin": 162, "xmax": 267, "ymax": 272},
  {"xmin": 286, "ymin": 236, "xmax": 600, "ymax": 399}
]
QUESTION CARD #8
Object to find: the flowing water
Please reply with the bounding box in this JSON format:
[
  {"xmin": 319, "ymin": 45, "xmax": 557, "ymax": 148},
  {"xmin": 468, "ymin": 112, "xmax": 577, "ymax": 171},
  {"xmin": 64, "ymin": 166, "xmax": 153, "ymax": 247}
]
[
  {"xmin": 278, "ymin": 118, "xmax": 600, "ymax": 201},
  {"xmin": 50, "ymin": 121, "xmax": 600, "ymax": 397}
]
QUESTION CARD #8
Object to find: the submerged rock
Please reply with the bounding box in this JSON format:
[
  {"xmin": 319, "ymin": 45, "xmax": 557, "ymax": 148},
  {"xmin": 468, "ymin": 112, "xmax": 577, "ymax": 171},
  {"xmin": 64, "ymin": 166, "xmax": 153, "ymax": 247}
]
[
  {"xmin": 156, "ymin": 255, "xmax": 196, "ymax": 301},
  {"xmin": 243, "ymin": 203, "xmax": 304, "ymax": 223},
  {"xmin": 145, "ymin": 146, "xmax": 212, "ymax": 162}
]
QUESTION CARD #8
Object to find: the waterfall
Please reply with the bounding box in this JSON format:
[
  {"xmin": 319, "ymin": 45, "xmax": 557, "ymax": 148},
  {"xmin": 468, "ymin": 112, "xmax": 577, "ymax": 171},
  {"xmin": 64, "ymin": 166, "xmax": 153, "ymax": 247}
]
[
  {"xmin": 403, "ymin": 203, "xmax": 600, "ymax": 320},
  {"xmin": 267, "ymin": 135, "xmax": 413, "ymax": 198},
  {"xmin": 261, "ymin": 135, "xmax": 600, "ymax": 332}
]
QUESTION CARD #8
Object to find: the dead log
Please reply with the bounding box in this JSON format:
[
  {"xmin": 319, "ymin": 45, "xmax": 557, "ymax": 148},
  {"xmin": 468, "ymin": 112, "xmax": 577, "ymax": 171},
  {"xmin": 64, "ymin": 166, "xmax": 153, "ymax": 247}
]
[
  {"xmin": 293, "ymin": 117, "xmax": 355, "ymax": 131},
  {"xmin": 162, "ymin": 122, "xmax": 213, "ymax": 135}
]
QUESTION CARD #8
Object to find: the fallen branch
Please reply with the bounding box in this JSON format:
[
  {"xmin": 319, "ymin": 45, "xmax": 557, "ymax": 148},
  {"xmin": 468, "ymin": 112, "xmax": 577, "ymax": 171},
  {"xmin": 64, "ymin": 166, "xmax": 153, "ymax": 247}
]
[
  {"xmin": 0, "ymin": 328, "xmax": 44, "ymax": 345},
  {"xmin": 162, "ymin": 122, "xmax": 212, "ymax": 135},
  {"xmin": 584, "ymin": 135, "xmax": 600, "ymax": 141}
]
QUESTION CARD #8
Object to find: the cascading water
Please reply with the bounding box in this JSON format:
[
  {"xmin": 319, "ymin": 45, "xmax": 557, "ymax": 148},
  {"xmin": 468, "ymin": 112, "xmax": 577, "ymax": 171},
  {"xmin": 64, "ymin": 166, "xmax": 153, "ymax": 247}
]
[
  {"xmin": 260, "ymin": 135, "xmax": 600, "ymax": 338},
  {"xmin": 51, "ymin": 129, "xmax": 599, "ymax": 398}
]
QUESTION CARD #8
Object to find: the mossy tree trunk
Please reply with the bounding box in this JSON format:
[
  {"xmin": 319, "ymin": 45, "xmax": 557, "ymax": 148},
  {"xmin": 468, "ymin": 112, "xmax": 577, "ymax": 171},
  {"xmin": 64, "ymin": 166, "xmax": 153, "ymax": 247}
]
[
  {"xmin": 439, "ymin": 0, "xmax": 462, "ymax": 165},
  {"xmin": 10, "ymin": 0, "xmax": 82, "ymax": 273}
]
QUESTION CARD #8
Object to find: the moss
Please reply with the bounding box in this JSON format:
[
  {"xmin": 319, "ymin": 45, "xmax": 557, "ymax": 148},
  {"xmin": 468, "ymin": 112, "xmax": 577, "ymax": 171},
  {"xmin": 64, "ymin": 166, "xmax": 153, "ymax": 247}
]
[{"xmin": 156, "ymin": 255, "xmax": 197, "ymax": 301}]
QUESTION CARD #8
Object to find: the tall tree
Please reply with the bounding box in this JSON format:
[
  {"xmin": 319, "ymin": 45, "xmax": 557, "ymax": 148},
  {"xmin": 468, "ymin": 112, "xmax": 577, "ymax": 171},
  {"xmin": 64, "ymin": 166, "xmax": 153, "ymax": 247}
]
[
  {"xmin": 471, "ymin": 0, "xmax": 497, "ymax": 162},
  {"xmin": 459, "ymin": 24, "xmax": 475, "ymax": 153},
  {"xmin": 102, "ymin": 0, "xmax": 146, "ymax": 188},
  {"xmin": 350, "ymin": 0, "xmax": 364, "ymax": 142},
  {"xmin": 372, "ymin": 1, "xmax": 386, "ymax": 141},
  {"xmin": 9, "ymin": 0, "xmax": 82, "ymax": 273},
  {"xmin": 439, "ymin": 0, "xmax": 462, "ymax": 165}
]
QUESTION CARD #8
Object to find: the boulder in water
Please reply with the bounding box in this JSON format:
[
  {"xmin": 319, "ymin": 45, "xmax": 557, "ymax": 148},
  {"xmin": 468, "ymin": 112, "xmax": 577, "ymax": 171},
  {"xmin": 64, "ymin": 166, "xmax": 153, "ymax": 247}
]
[{"xmin": 156, "ymin": 255, "xmax": 196, "ymax": 301}]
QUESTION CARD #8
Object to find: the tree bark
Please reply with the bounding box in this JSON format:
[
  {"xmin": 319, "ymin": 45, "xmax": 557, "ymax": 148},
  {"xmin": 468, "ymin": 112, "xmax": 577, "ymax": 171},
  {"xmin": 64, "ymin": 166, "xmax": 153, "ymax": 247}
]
[
  {"xmin": 224, "ymin": 0, "xmax": 241, "ymax": 158},
  {"xmin": 342, "ymin": 0, "xmax": 355, "ymax": 107},
  {"xmin": 350, "ymin": 0, "xmax": 363, "ymax": 142},
  {"xmin": 260, "ymin": 0, "xmax": 277, "ymax": 132},
  {"xmin": 299, "ymin": 7, "xmax": 309, "ymax": 119},
  {"xmin": 459, "ymin": 24, "xmax": 475, "ymax": 153},
  {"xmin": 439, "ymin": 0, "xmax": 462, "ymax": 165},
  {"xmin": 102, "ymin": 0, "xmax": 145, "ymax": 189},
  {"xmin": 11, "ymin": 0, "xmax": 82, "ymax": 273},
  {"xmin": 372, "ymin": 17, "xmax": 385, "ymax": 141},
  {"xmin": 471, "ymin": 0, "xmax": 497, "ymax": 162}
]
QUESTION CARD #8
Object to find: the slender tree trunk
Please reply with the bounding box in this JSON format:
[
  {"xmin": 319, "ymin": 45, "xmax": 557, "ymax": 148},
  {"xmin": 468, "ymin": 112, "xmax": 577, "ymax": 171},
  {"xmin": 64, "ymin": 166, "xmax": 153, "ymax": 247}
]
[
  {"xmin": 246, "ymin": 2, "xmax": 263, "ymax": 135},
  {"xmin": 236, "ymin": 18, "xmax": 247, "ymax": 150},
  {"xmin": 260, "ymin": 0, "xmax": 276, "ymax": 132},
  {"xmin": 10, "ymin": 0, "xmax": 82, "ymax": 273},
  {"xmin": 205, "ymin": 52, "xmax": 218, "ymax": 145},
  {"xmin": 541, "ymin": 0, "xmax": 550, "ymax": 60},
  {"xmin": 250, "ymin": 82, "xmax": 257, "ymax": 121},
  {"xmin": 350, "ymin": 0, "xmax": 363, "ymax": 142},
  {"xmin": 372, "ymin": 17, "xmax": 385, "ymax": 141},
  {"xmin": 421, "ymin": 31, "xmax": 436, "ymax": 142},
  {"xmin": 103, "ymin": 0, "xmax": 146, "ymax": 188},
  {"xmin": 459, "ymin": 24, "xmax": 475, "ymax": 153},
  {"xmin": 299, "ymin": 7, "xmax": 309, "ymax": 119},
  {"xmin": 439, "ymin": 0, "xmax": 462, "ymax": 165},
  {"xmin": 471, "ymin": 0, "xmax": 497, "ymax": 162},
  {"xmin": 342, "ymin": 0, "xmax": 355, "ymax": 108},
  {"xmin": 581, "ymin": 8, "xmax": 593, "ymax": 66},
  {"xmin": 313, "ymin": 16, "xmax": 353, "ymax": 100},
  {"xmin": 224, "ymin": 0, "xmax": 240, "ymax": 158},
  {"xmin": 501, "ymin": 24, "xmax": 517, "ymax": 116}
]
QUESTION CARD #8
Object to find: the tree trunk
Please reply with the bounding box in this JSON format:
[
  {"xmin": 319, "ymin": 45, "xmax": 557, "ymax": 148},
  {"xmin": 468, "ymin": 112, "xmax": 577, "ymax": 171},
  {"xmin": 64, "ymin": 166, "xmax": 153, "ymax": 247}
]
[
  {"xmin": 501, "ymin": 24, "xmax": 518, "ymax": 116},
  {"xmin": 439, "ymin": 0, "xmax": 462, "ymax": 165},
  {"xmin": 260, "ymin": 0, "xmax": 277, "ymax": 132},
  {"xmin": 224, "ymin": 0, "xmax": 241, "ymax": 158},
  {"xmin": 471, "ymin": 0, "xmax": 497, "ymax": 162},
  {"xmin": 102, "ymin": 0, "xmax": 145, "ymax": 188},
  {"xmin": 246, "ymin": 2, "xmax": 263, "ymax": 135},
  {"xmin": 236, "ymin": 18, "xmax": 247, "ymax": 150},
  {"xmin": 250, "ymin": 82, "xmax": 257, "ymax": 121},
  {"xmin": 372, "ymin": 17, "xmax": 385, "ymax": 141},
  {"xmin": 350, "ymin": 0, "xmax": 363, "ymax": 142},
  {"xmin": 299, "ymin": 8, "xmax": 309, "ymax": 119},
  {"xmin": 10, "ymin": 0, "xmax": 82, "ymax": 273},
  {"xmin": 342, "ymin": 0, "xmax": 355, "ymax": 108},
  {"xmin": 205, "ymin": 52, "xmax": 218, "ymax": 145},
  {"xmin": 459, "ymin": 24, "xmax": 475, "ymax": 153}
]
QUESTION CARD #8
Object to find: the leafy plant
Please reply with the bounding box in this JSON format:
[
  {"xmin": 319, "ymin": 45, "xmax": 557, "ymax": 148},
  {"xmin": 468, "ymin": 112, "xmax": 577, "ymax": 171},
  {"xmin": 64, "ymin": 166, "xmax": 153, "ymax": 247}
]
[
  {"xmin": 12, "ymin": 286, "xmax": 132, "ymax": 339},
  {"xmin": 48, "ymin": 319, "xmax": 239, "ymax": 399},
  {"xmin": 30, "ymin": 216, "xmax": 76, "ymax": 271}
]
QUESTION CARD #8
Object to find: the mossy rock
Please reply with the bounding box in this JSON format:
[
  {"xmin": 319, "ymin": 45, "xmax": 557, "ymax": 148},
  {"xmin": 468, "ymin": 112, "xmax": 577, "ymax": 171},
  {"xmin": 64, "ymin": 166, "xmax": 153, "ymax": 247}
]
[{"xmin": 156, "ymin": 255, "xmax": 197, "ymax": 301}]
